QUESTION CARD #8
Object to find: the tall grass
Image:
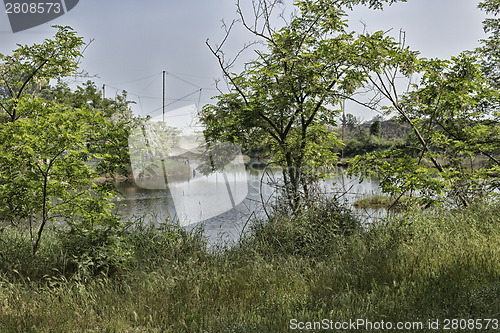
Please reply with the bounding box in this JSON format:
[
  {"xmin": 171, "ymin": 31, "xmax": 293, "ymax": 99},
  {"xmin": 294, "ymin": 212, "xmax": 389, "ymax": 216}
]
[{"xmin": 1, "ymin": 200, "xmax": 499, "ymax": 332}]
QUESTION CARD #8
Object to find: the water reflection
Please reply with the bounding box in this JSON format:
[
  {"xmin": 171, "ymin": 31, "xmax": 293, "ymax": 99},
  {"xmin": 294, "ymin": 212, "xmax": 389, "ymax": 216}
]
[{"xmin": 114, "ymin": 168, "xmax": 385, "ymax": 246}]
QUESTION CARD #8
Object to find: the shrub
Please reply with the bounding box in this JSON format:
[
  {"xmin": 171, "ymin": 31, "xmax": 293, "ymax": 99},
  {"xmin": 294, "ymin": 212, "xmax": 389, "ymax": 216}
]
[
  {"xmin": 57, "ymin": 190, "xmax": 133, "ymax": 280},
  {"xmin": 242, "ymin": 197, "xmax": 359, "ymax": 258}
]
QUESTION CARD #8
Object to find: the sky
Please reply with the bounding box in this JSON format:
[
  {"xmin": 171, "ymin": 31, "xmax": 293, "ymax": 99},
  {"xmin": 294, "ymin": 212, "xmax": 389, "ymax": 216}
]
[{"xmin": 0, "ymin": 0, "xmax": 490, "ymax": 120}]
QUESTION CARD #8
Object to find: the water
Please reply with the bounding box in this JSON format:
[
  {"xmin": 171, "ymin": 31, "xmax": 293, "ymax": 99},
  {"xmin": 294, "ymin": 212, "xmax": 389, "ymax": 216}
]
[{"xmin": 114, "ymin": 169, "xmax": 385, "ymax": 246}]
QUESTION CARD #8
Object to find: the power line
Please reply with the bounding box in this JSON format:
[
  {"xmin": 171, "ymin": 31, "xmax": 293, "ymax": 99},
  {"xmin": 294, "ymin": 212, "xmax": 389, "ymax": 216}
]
[
  {"xmin": 165, "ymin": 72, "xmax": 202, "ymax": 89},
  {"xmin": 164, "ymin": 89, "xmax": 202, "ymax": 108},
  {"xmin": 165, "ymin": 70, "xmax": 216, "ymax": 80},
  {"xmin": 145, "ymin": 88, "xmax": 202, "ymax": 116},
  {"xmin": 103, "ymin": 71, "xmax": 216, "ymax": 100},
  {"xmin": 98, "ymin": 71, "xmax": 222, "ymax": 116}
]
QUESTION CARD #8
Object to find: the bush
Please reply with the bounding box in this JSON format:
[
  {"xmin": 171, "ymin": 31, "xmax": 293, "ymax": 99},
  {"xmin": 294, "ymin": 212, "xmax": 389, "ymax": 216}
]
[
  {"xmin": 242, "ymin": 197, "xmax": 359, "ymax": 258},
  {"xmin": 57, "ymin": 192, "xmax": 133, "ymax": 280},
  {"xmin": 58, "ymin": 220, "xmax": 131, "ymax": 280}
]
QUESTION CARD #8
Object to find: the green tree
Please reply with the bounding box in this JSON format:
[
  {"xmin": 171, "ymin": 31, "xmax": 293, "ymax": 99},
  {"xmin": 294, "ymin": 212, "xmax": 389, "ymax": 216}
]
[
  {"xmin": 43, "ymin": 81, "xmax": 139, "ymax": 177},
  {"xmin": 0, "ymin": 98, "xmax": 119, "ymax": 254},
  {"xmin": 203, "ymin": 0, "xmax": 406, "ymax": 211},
  {"xmin": 369, "ymin": 119, "xmax": 381, "ymax": 137},
  {"xmin": 0, "ymin": 26, "xmax": 84, "ymax": 123},
  {"xmin": 343, "ymin": 113, "xmax": 361, "ymax": 132},
  {"xmin": 478, "ymin": 0, "xmax": 500, "ymax": 89},
  {"xmin": 0, "ymin": 27, "xmax": 130, "ymax": 262},
  {"xmin": 349, "ymin": 2, "xmax": 500, "ymax": 207}
]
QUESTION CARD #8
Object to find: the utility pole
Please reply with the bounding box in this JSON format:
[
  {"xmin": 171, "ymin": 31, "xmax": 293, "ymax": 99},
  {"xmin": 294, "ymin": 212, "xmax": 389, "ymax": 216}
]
[
  {"xmin": 163, "ymin": 71, "xmax": 166, "ymax": 122},
  {"xmin": 341, "ymin": 99, "xmax": 345, "ymax": 160},
  {"xmin": 159, "ymin": 70, "xmax": 177, "ymax": 222},
  {"xmin": 102, "ymin": 84, "xmax": 105, "ymax": 99}
]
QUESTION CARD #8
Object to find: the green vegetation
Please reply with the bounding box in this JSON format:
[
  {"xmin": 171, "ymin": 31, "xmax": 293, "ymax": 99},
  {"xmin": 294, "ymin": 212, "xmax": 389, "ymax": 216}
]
[
  {"xmin": 349, "ymin": 0, "xmax": 500, "ymax": 207},
  {"xmin": 369, "ymin": 119, "xmax": 381, "ymax": 137},
  {"xmin": 202, "ymin": 0, "xmax": 408, "ymax": 211},
  {"xmin": 353, "ymin": 194, "xmax": 433, "ymax": 209},
  {"xmin": 336, "ymin": 114, "xmax": 409, "ymax": 158},
  {"xmin": 0, "ymin": 27, "xmax": 142, "ymax": 256},
  {"xmin": 1, "ymin": 200, "xmax": 499, "ymax": 332},
  {"xmin": 342, "ymin": 128, "xmax": 406, "ymax": 157},
  {"xmin": 43, "ymin": 80, "xmax": 139, "ymax": 178},
  {"xmin": 353, "ymin": 194, "xmax": 394, "ymax": 208},
  {"xmin": 1, "ymin": 0, "xmax": 499, "ymax": 332}
]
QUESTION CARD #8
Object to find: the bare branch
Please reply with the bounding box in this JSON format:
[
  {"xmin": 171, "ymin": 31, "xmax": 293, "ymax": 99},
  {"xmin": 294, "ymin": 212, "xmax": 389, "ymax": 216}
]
[
  {"xmin": 75, "ymin": 37, "xmax": 94, "ymax": 67},
  {"xmin": 206, "ymin": 39, "xmax": 249, "ymax": 106},
  {"xmin": 236, "ymin": 0, "xmax": 277, "ymax": 46}
]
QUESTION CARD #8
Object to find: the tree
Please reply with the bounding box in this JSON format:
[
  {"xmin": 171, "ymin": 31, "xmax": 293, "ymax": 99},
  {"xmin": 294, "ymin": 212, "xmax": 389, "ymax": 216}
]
[
  {"xmin": 0, "ymin": 27, "xmax": 129, "ymax": 259},
  {"xmin": 0, "ymin": 98, "xmax": 118, "ymax": 254},
  {"xmin": 342, "ymin": 113, "xmax": 361, "ymax": 132},
  {"xmin": 42, "ymin": 81, "xmax": 139, "ymax": 178},
  {"xmin": 369, "ymin": 119, "xmax": 381, "ymax": 137},
  {"xmin": 349, "ymin": 1, "xmax": 500, "ymax": 207},
  {"xmin": 203, "ymin": 0, "xmax": 406, "ymax": 211},
  {"xmin": 0, "ymin": 26, "xmax": 84, "ymax": 123},
  {"xmin": 478, "ymin": 0, "xmax": 500, "ymax": 89}
]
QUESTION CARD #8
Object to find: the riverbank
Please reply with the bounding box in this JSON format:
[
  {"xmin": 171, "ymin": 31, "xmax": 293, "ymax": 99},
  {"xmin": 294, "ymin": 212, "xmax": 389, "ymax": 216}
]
[{"xmin": 1, "ymin": 200, "xmax": 499, "ymax": 332}]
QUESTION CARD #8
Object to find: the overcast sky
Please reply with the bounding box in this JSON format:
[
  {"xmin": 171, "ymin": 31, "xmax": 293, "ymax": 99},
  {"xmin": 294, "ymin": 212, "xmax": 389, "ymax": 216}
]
[{"xmin": 0, "ymin": 0, "xmax": 489, "ymax": 119}]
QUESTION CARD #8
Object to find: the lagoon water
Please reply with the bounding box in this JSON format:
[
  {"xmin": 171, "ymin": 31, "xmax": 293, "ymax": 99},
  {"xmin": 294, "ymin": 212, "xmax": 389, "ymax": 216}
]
[{"xmin": 115, "ymin": 168, "xmax": 384, "ymax": 247}]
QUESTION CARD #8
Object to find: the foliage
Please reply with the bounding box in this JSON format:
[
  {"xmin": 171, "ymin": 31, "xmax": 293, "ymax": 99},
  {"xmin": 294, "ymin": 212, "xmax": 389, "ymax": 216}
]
[
  {"xmin": 128, "ymin": 119, "xmax": 184, "ymax": 181},
  {"xmin": 0, "ymin": 27, "xmax": 132, "ymax": 258},
  {"xmin": 56, "ymin": 184, "xmax": 132, "ymax": 279},
  {"xmin": 241, "ymin": 197, "xmax": 359, "ymax": 258},
  {"xmin": 353, "ymin": 53, "xmax": 499, "ymax": 206},
  {"xmin": 342, "ymin": 129, "xmax": 405, "ymax": 156},
  {"xmin": 342, "ymin": 113, "xmax": 362, "ymax": 132},
  {"xmin": 348, "ymin": 3, "xmax": 500, "ymax": 207},
  {"xmin": 0, "ymin": 96, "xmax": 106, "ymax": 253},
  {"xmin": 479, "ymin": 0, "xmax": 500, "ymax": 89},
  {"xmin": 337, "ymin": 114, "xmax": 408, "ymax": 157},
  {"xmin": 42, "ymin": 80, "xmax": 140, "ymax": 177},
  {"xmin": 203, "ymin": 0, "xmax": 407, "ymax": 211},
  {"xmin": 125, "ymin": 220, "xmax": 207, "ymax": 271},
  {"xmin": 0, "ymin": 26, "xmax": 84, "ymax": 122},
  {"xmin": 353, "ymin": 194, "xmax": 432, "ymax": 209},
  {"xmin": 369, "ymin": 119, "xmax": 381, "ymax": 136}
]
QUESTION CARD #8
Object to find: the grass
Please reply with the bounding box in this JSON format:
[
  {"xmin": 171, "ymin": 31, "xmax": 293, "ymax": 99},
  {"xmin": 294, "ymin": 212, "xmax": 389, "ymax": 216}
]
[
  {"xmin": 353, "ymin": 194, "xmax": 433, "ymax": 210},
  {"xmin": 353, "ymin": 194, "xmax": 394, "ymax": 209},
  {"xmin": 1, "ymin": 199, "xmax": 500, "ymax": 332}
]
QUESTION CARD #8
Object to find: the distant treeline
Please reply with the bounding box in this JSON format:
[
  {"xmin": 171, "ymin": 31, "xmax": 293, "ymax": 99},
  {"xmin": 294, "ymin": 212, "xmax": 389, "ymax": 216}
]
[{"xmin": 336, "ymin": 115, "xmax": 411, "ymax": 158}]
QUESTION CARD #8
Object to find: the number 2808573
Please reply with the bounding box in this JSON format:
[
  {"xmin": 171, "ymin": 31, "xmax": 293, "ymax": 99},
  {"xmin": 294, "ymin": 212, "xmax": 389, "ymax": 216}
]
[{"xmin": 5, "ymin": 2, "xmax": 62, "ymax": 14}]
